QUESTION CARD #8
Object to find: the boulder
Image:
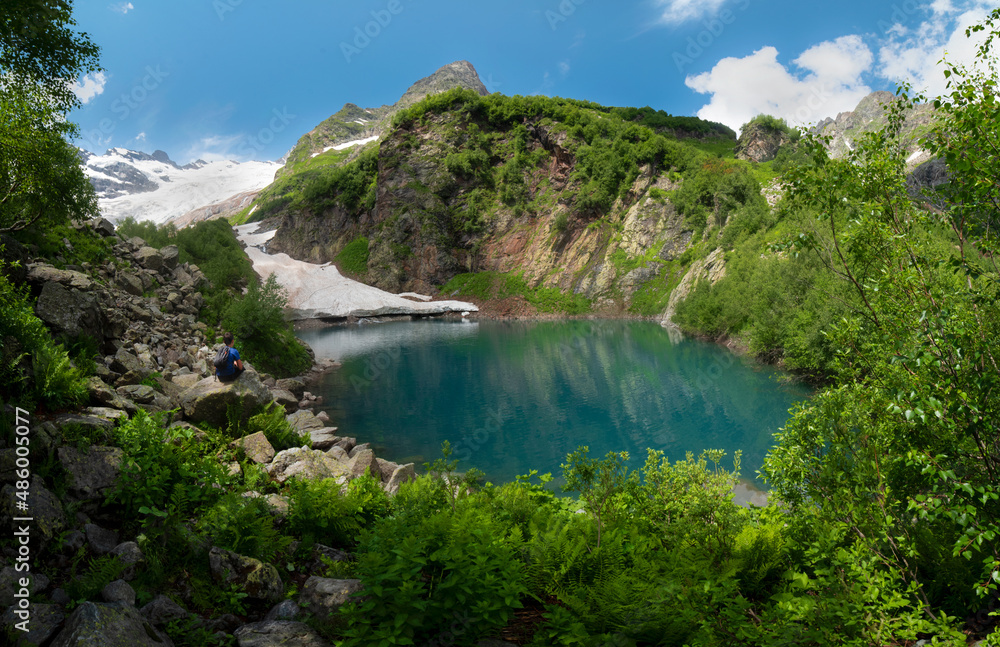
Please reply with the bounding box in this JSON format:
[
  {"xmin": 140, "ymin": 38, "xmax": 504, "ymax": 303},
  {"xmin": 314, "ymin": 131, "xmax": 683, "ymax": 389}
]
[
  {"xmin": 101, "ymin": 580, "xmax": 136, "ymax": 606},
  {"xmin": 57, "ymin": 446, "xmax": 123, "ymax": 499},
  {"xmin": 179, "ymin": 372, "xmax": 272, "ymax": 428},
  {"xmin": 384, "ymin": 463, "xmax": 417, "ymax": 495},
  {"xmin": 139, "ymin": 594, "xmax": 189, "ymax": 626},
  {"xmin": 208, "ymin": 547, "xmax": 284, "ymax": 603},
  {"xmin": 285, "ymin": 410, "xmax": 325, "ymax": 432},
  {"xmin": 109, "ymin": 542, "xmax": 144, "ymax": 582},
  {"xmin": 264, "ymin": 599, "xmax": 300, "ymax": 622},
  {"xmin": 0, "ymin": 567, "xmax": 48, "ymax": 607},
  {"xmin": 160, "ymin": 245, "xmax": 179, "ymax": 270},
  {"xmin": 91, "ymin": 217, "xmax": 116, "ymax": 237},
  {"xmin": 51, "ymin": 412, "xmax": 116, "ymax": 440},
  {"xmin": 1, "ymin": 477, "xmax": 65, "ymax": 543},
  {"xmin": 326, "ymin": 446, "xmax": 348, "ymax": 462},
  {"xmin": 116, "ymin": 273, "xmax": 144, "ymax": 297},
  {"xmin": 49, "ymin": 601, "xmax": 174, "ymax": 647},
  {"xmin": 346, "ymin": 448, "xmax": 379, "ymax": 480},
  {"xmin": 233, "ymin": 621, "xmax": 331, "ymax": 647},
  {"xmin": 86, "ymin": 377, "xmax": 125, "ymax": 410},
  {"xmin": 229, "ymin": 432, "xmax": 276, "ymax": 465},
  {"xmin": 116, "ymin": 384, "xmax": 157, "ymax": 405},
  {"xmin": 375, "ymin": 458, "xmax": 400, "ymax": 483},
  {"xmin": 270, "ymin": 388, "xmax": 298, "ymax": 414},
  {"xmin": 307, "ymin": 427, "xmax": 340, "ymax": 451},
  {"xmin": 134, "ymin": 246, "xmax": 163, "ymax": 271},
  {"xmin": 2, "ymin": 603, "xmax": 64, "ymax": 646},
  {"xmin": 34, "ymin": 281, "xmax": 106, "ymax": 340},
  {"xmin": 299, "ymin": 577, "xmax": 363, "ymax": 619},
  {"xmin": 348, "ymin": 443, "xmax": 371, "ymax": 458},
  {"xmin": 26, "ymin": 264, "xmax": 93, "ymax": 290},
  {"xmin": 267, "ymin": 448, "xmax": 350, "ymax": 485},
  {"xmin": 170, "ymin": 373, "xmax": 202, "ymax": 390},
  {"xmin": 275, "ymin": 378, "xmax": 306, "ymax": 399},
  {"xmin": 84, "ymin": 523, "xmax": 120, "ymax": 556},
  {"xmin": 110, "ymin": 348, "xmax": 144, "ymax": 375}
]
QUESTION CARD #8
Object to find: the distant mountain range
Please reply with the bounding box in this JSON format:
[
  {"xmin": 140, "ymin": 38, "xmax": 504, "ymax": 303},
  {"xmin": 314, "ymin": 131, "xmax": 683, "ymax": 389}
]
[{"xmin": 80, "ymin": 147, "xmax": 281, "ymax": 225}]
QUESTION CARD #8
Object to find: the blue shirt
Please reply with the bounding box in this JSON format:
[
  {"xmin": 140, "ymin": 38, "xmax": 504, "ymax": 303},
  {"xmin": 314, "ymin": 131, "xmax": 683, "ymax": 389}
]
[{"xmin": 217, "ymin": 346, "xmax": 241, "ymax": 377}]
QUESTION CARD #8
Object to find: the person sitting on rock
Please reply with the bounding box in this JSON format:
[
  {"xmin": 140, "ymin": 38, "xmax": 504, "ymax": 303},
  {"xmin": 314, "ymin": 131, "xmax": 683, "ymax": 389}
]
[{"xmin": 216, "ymin": 332, "xmax": 245, "ymax": 383}]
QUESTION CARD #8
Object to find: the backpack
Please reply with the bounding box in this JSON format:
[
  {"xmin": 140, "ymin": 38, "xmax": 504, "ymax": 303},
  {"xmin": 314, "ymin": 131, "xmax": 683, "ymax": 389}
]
[{"xmin": 213, "ymin": 345, "xmax": 231, "ymax": 371}]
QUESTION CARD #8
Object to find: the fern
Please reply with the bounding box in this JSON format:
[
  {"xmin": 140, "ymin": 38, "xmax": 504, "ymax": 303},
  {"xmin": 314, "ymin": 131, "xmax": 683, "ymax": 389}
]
[
  {"xmin": 65, "ymin": 555, "xmax": 126, "ymax": 604},
  {"xmin": 197, "ymin": 492, "xmax": 292, "ymax": 563}
]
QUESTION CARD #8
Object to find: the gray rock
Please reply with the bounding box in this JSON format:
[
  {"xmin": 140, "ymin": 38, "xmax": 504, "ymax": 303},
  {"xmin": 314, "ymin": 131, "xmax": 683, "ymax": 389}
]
[
  {"xmin": 51, "ymin": 588, "xmax": 71, "ymax": 606},
  {"xmin": 2, "ymin": 603, "xmax": 64, "ymax": 646},
  {"xmin": 135, "ymin": 246, "xmax": 163, "ymax": 271},
  {"xmin": 347, "ymin": 443, "xmax": 371, "ymax": 458},
  {"xmin": 84, "ymin": 523, "xmax": 120, "ymax": 556},
  {"xmin": 1, "ymin": 477, "xmax": 65, "ymax": 543},
  {"xmin": 49, "ymin": 601, "xmax": 174, "ymax": 646},
  {"xmin": 299, "ymin": 577, "xmax": 363, "ymax": 618},
  {"xmin": 26, "ymin": 264, "xmax": 93, "ymax": 290},
  {"xmin": 233, "ymin": 621, "xmax": 331, "ymax": 647},
  {"xmin": 110, "ymin": 348, "xmax": 144, "ymax": 375},
  {"xmin": 264, "ymin": 599, "xmax": 300, "ymax": 622},
  {"xmin": 275, "ymin": 378, "xmax": 306, "ymax": 399},
  {"xmin": 101, "ymin": 580, "xmax": 136, "ymax": 606},
  {"xmin": 384, "ymin": 463, "xmax": 417, "ymax": 495},
  {"xmin": 375, "ymin": 458, "xmax": 400, "ymax": 483},
  {"xmin": 160, "ymin": 245, "xmax": 179, "ymax": 270},
  {"xmin": 264, "ymin": 494, "xmax": 290, "ymax": 517},
  {"xmin": 91, "ymin": 217, "xmax": 116, "ymax": 237},
  {"xmin": 270, "ymin": 388, "xmax": 298, "ymax": 414},
  {"xmin": 346, "ymin": 448, "xmax": 378, "ymax": 480},
  {"xmin": 285, "ymin": 410, "xmax": 325, "ymax": 432},
  {"xmin": 139, "ymin": 594, "xmax": 189, "ymax": 626},
  {"xmin": 116, "ymin": 273, "xmax": 144, "ymax": 297},
  {"xmin": 116, "ymin": 384, "xmax": 157, "ymax": 404},
  {"xmin": 35, "ymin": 281, "xmax": 106, "ymax": 340},
  {"xmin": 0, "ymin": 567, "xmax": 48, "ymax": 607},
  {"xmin": 57, "ymin": 446, "xmax": 123, "ymax": 498},
  {"xmin": 333, "ymin": 437, "xmax": 356, "ymax": 453},
  {"xmin": 179, "ymin": 372, "xmax": 272, "ymax": 428},
  {"xmin": 230, "ymin": 432, "xmax": 276, "ymax": 465},
  {"xmin": 326, "ymin": 446, "xmax": 348, "ymax": 462},
  {"xmin": 267, "ymin": 448, "xmax": 350, "ymax": 485},
  {"xmin": 307, "ymin": 427, "xmax": 340, "ymax": 451},
  {"xmin": 109, "ymin": 542, "xmax": 145, "ymax": 582},
  {"xmin": 86, "ymin": 377, "xmax": 137, "ymax": 413},
  {"xmin": 208, "ymin": 547, "xmax": 284, "ymax": 602}
]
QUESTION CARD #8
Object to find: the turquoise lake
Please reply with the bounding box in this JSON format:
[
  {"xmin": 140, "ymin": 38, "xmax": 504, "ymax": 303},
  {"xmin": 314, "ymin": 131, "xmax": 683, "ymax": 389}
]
[{"xmin": 297, "ymin": 320, "xmax": 811, "ymax": 493}]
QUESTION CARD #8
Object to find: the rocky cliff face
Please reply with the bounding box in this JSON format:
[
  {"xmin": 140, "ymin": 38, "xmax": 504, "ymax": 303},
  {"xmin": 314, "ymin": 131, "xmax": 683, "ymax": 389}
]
[
  {"xmin": 814, "ymin": 90, "xmax": 935, "ymax": 162},
  {"xmin": 735, "ymin": 123, "xmax": 792, "ymax": 163}
]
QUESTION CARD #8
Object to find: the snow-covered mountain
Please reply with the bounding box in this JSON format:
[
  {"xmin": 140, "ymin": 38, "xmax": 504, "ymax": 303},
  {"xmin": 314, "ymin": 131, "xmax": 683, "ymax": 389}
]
[{"xmin": 81, "ymin": 147, "xmax": 281, "ymax": 225}]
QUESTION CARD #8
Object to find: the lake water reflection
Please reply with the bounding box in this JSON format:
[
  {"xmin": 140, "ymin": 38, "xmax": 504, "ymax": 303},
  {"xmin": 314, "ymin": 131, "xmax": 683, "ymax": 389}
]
[{"xmin": 297, "ymin": 319, "xmax": 811, "ymax": 495}]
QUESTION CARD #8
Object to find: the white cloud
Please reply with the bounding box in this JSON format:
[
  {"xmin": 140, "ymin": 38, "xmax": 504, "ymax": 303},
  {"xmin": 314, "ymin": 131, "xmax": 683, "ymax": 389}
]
[
  {"xmin": 111, "ymin": 2, "xmax": 134, "ymax": 14},
  {"xmin": 686, "ymin": 36, "xmax": 874, "ymax": 133},
  {"xmin": 877, "ymin": 2, "xmax": 994, "ymax": 97},
  {"xmin": 656, "ymin": 0, "xmax": 729, "ymax": 24},
  {"xmin": 70, "ymin": 71, "xmax": 108, "ymax": 104},
  {"xmin": 182, "ymin": 134, "xmax": 247, "ymax": 163},
  {"xmin": 558, "ymin": 60, "xmax": 571, "ymax": 76},
  {"xmin": 133, "ymin": 132, "xmax": 147, "ymax": 143}
]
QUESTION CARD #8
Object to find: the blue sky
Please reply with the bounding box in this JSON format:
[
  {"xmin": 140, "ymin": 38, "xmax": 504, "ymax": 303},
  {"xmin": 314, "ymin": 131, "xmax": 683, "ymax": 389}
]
[{"xmin": 68, "ymin": 0, "xmax": 998, "ymax": 164}]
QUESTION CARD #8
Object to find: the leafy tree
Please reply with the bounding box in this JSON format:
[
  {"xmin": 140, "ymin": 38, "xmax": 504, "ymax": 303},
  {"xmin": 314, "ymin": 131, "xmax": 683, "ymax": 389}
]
[{"xmin": 0, "ymin": 0, "xmax": 101, "ymax": 232}]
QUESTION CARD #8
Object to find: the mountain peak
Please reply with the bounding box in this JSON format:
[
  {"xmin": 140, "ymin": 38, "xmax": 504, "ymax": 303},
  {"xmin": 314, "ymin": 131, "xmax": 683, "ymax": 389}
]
[{"xmin": 396, "ymin": 60, "xmax": 488, "ymax": 109}]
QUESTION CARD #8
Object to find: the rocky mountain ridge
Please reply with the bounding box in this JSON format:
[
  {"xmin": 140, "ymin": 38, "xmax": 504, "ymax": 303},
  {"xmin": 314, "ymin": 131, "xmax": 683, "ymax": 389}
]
[
  {"xmin": 277, "ymin": 60, "xmax": 490, "ymax": 176},
  {"xmin": 81, "ymin": 148, "xmax": 281, "ymax": 225}
]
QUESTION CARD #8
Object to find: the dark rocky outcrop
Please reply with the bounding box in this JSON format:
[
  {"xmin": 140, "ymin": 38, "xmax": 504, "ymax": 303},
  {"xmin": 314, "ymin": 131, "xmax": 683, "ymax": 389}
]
[
  {"xmin": 49, "ymin": 601, "xmax": 174, "ymax": 647},
  {"xmin": 734, "ymin": 122, "xmax": 793, "ymax": 163}
]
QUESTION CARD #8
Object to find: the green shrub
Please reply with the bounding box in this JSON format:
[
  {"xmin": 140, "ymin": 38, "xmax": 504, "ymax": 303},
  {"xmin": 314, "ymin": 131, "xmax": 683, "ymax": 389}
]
[
  {"xmin": 335, "ymin": 236, "xmax": 369, "ymax": 275},
  {"xmin": 339, "ymin": 503, "xmax": 527, "ymax": 646},
  {"xmin": 246, "ymin": 403, "xmax": 306, "ymax": 451},
  {"xmin": 196, "ymin": 493, "xmax": 291, "ymax": 563},
  {"xmin": 285, "ymin": 478, "xmax": 366, "ymax": 547},
  {"xmin": 223, "ymin": 274, "xmax": 312, "ymax": 377}
]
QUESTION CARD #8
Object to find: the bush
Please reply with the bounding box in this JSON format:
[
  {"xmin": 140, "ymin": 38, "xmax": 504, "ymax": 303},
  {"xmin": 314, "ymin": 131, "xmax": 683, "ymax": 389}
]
[
  {"xmin": 223, "ymin": 274, "xmax": 312, "ymax": 377},
  {"xmin": 335, "ymin": 236, "xmax": 369, "ymax": 275}
]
